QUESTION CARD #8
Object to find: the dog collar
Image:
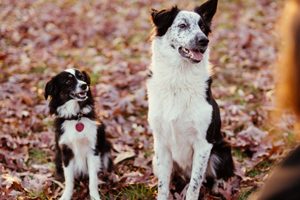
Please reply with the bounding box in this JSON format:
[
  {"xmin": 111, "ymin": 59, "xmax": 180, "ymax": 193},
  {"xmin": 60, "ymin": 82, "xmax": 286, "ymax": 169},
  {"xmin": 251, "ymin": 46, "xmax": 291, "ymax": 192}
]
[
  {"xmin": 57, "ymin": 112, "xmax": 85, "ymax": 132},
  {"xmin": 59, "ymin": 112, "xmax": 83, "ymax": 121}
]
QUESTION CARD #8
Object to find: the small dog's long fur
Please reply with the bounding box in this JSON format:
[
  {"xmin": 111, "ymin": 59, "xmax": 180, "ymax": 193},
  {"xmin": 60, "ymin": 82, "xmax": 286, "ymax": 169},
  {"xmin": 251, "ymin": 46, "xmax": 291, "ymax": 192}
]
[
  {"xmin": 45, "ymin": 69, "xmax": 112, "ymax": 200},
  {"xmin": 147, "ymin": 0, "xmax": 234, "ymax": 199}
]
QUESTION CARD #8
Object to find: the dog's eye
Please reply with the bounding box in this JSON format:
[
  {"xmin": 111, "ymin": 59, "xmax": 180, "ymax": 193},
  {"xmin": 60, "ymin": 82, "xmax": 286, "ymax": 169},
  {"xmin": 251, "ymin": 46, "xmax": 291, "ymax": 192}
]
[
  {"xmin": 178, "ymin": 23, "xmax": 188, "ymax": 29},
  {"xmin": 77, "ymin": 74, "xmax": 84, "ymax": 80}
]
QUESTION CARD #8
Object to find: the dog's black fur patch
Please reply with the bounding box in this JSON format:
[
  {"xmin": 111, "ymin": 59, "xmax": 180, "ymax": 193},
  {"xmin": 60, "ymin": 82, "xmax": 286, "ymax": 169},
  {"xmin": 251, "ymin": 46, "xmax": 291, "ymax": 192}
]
[
  {"xmin": 54, "ymin": 118, "xmax": 64, "ymax": 179},
  {"xmin": 95, "ymin": 124, "xmax": 113, "ymax": 171},
  {"xmin": 61, "ymin": 144, "xmax": 74, "ymax": 167},
  {"xmin": 210, "ymin": 143, "xmax": 235, "ymax": 180},
  {"xmin": 151, "ymin": 6, "xmax": 180, "ymax": 36},
  {"xmin": 194, "ymin": 0, "xmax": 218, "ymax": 28},
  {"xmin": 205, "ymin": 78, "xmax": 235, "ymax": 182},
  {"xmin": 194, "ymin": 0, "xmax": 218, "ymax": 36},
  {"xmin": 205, "ymin": 78, "xmax": 223, "ymax": 143},
  {"xmin": 197, "ymin": 17, "xmax": 211, "ymax": 36}
]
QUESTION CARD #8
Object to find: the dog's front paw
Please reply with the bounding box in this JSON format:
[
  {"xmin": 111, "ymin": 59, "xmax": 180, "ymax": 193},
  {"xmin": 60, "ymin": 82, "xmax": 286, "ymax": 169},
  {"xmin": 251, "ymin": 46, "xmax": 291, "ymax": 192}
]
[
  {"xmin": 185, "ymin": 188, "xmax": 199, "ymax": 200},
  {"xmin": 59, "ymin": 194, "xmax": 72, "ymax": 200},
  {"xmin": 90, "ymin": 191, "xmax": 101, "ymax": 200},
  {"xmin": 157, "ymin": 192, "xmax": 169, "ymax": 200}
]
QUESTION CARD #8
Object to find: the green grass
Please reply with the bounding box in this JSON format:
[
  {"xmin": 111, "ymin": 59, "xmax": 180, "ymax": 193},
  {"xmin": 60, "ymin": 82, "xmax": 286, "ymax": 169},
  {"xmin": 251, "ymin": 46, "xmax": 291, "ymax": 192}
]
[
  {"xmin": 232, "ymin": 148, "xmax": 249, "ymax": 162},
  {"xmin": 284, "ymin": 131, "xmax": 297, "ymax": 146},
  {"xmin": 28, "ymin": 148, "xmax": 49, "ymax": 164},
  {"xmin": 144, "ymin": 149, "xmax": 154, "ymax": 159},
  {"xmin": 238, "ymin": 187, "xmax": 256, "ymax": 200},
  {"xmin": 31, "ymin": 65, "xmax": 47, "ymax": 74},
  {"xmin": 246, "ymin": 159, "xmax": 273, "ymax": 178},
  {"xmin": 43, "ymin": 118, "xmax": 54, "ymax": 128},
  {"xmin": 90, "ymin": 72, "xmax": 101, "ymax": 85},
  {"xmin": 111, "ymin": 184, "xmax": 156, "ymax": 200},
  {"xmin": 246, "ymin": 168, "xmax": 261, "ymax": 178},
  {"xmin": 24, "ymin": 190, "xmax": 48, "ymax": 200}
]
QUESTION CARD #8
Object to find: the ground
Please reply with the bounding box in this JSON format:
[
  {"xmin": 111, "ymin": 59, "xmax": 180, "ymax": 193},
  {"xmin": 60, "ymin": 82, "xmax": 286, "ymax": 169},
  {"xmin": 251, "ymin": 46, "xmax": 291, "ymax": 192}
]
[{"xmin": 0, "ymin": 0, "xmax": 297, "ymax": 199}]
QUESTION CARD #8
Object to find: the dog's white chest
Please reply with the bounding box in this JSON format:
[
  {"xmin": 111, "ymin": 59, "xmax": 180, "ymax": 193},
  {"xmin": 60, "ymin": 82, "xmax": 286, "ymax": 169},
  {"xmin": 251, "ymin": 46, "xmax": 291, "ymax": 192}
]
[
  {"xmin": 148, "ymin": 78, "xmax": 213, "ymax": 173},
  {"xmin": 59, "ymin": 118, "xmax": 98, "ymax": 175}
]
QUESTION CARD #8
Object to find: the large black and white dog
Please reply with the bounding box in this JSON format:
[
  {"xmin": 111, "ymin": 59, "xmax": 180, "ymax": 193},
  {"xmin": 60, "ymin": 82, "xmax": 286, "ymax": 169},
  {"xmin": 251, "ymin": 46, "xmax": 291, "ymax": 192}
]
[
  {"xmin": 147, "ymin": 0, "xmax": 234, "ymax": 199},
  {"xmin": 45, "ymin": 69, "xmax": 112, "ymax": 200}
]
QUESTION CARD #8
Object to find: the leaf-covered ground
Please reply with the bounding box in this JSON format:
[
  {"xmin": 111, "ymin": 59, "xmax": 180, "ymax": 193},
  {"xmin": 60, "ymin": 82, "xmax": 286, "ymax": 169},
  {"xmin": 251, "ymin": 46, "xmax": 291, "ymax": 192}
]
[{"xmin": 0, "ymin": 0, "xmax": 297, "ymax": 199}]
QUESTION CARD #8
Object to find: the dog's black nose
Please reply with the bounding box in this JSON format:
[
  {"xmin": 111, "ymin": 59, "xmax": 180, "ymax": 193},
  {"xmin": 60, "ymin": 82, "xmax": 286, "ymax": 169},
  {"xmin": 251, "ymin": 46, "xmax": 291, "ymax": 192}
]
[
  {"xmin": 81, "ymin": 83, "xmax": 88, "ymax": 90},
  {"xmin": 198, "ymin": 37, "xmax": 209, "ymax": 47},
  {"xmin": 195, "ymin": 33, "xmax": 209, "ymax": 47}
]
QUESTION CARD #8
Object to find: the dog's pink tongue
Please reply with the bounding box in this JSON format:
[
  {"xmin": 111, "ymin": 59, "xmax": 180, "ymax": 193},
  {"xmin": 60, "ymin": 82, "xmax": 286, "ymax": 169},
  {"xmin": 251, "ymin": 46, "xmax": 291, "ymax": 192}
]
[{"xmin": 191, "ymin": 50, "xmax": 203, "ymax": 62}]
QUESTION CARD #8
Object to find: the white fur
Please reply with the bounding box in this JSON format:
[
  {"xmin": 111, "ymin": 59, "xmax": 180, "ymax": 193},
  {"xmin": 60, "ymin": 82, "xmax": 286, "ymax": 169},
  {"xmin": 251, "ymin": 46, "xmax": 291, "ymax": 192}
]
[
  {"xmin": 82, "ymin": 106, "xmax": 92, "ymax": 114},
  {"xmin": 147, "ymin": 10, "xmax": 214, "ymax": 200},
  {"xmin": 60, "ymin": 160, "xmax": 75, "ymax": 200},
  {"xmin": 57, "ymin": 100, "xmax": 80, "ymax": 118},
  {"xmin": 58, "ymin": 101, "xmax": 103, "ymax": 200},
  {"xmin": 64, "ymin": 68, "xmax": 76, "ymax": 75}
]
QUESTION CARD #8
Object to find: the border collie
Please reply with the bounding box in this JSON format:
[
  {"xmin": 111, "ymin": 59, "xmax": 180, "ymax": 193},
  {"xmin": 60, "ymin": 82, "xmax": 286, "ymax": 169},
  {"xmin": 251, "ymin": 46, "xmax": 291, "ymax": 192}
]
[
  {"xmin": 45, "ymin": 69, "xmax": 112, "ymax": 200},
  {"xmin": 147, "ymin": 0, "xmax": 234, "ymax": 199}
]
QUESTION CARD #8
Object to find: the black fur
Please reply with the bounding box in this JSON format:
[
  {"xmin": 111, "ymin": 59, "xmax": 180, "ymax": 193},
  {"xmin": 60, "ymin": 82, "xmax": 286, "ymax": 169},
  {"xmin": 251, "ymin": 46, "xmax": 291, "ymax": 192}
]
[
  {"xmin": 205, "ymin": 78, "xmax": 235, "ymax": 183},
  {"xmin": 194, "ymin": 0, "xmax": 218, "ymax": 36},
  {"xmin": 205, "ymin": 78, "xmax": 223, "ymax": 143},
  {"xmin": 45, "ymin": 69, "xmax": 112, "ymax": 179},
  {"xmin": 194, "ymin": 0, "xmax": 218, "ymax": 28},
  {"xmin": 151, "ymin": 6, "xmax": 180, "ymax": 36},
  {"xmin": 197, "ymin": 17, "xmax": 211, "ymax": 36},
  {"xmin": 54, "ymin": 118, "xmax": 64, "ymax": 179},
  {"xmin": 210, "ymin": 143, "xmax": 234, "ymax": 180},
  {"xmin": 61, "ymin": 144, "xmax": 74, "ymax": 167},
  {"xmin": 95, "ymin": 124, "xmax": 113, "ymax": 171}
]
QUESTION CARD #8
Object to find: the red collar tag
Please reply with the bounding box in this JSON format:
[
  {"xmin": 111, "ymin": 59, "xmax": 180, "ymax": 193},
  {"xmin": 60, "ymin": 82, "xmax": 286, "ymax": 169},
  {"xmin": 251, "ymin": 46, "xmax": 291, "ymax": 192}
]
[{"xmin": 75, "ymin": 122, "xmax": 84, "ymax": 132}]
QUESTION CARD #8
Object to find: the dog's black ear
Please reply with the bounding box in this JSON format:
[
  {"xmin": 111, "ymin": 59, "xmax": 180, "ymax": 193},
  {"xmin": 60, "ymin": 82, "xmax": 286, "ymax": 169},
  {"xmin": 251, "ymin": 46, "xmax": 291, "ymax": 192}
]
[
  {"xmin": 151, "ymin": 6, "xmax": 179, "ymax": 36},
  {"xmin": 195, "ymin": 0, "xmax": 218, "ymax": 26},
  {"xmin": 44, "ymin": 78, "xmax": 57, "ymax": 100},
  {"xmin": 82, "ymin": 71, "xmax": 91, "ymax": 85}
]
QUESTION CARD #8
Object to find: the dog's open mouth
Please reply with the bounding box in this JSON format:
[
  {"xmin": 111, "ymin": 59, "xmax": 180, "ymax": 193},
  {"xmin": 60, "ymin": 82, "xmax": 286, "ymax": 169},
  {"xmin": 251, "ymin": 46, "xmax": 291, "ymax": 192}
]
[
  {"xmin": 179, "ymin": 47, "xmax": 204, "ymax": 63},
  {"xmin": 70, "ymin": 91, "xmax": 87, "ymax": 101}
]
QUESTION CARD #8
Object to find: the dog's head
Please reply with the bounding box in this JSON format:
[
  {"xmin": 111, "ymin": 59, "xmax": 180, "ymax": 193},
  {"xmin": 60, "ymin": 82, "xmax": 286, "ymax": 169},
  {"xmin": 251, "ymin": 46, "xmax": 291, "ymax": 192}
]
[
  {"xmin": 45, "ymin": 69, "xmax": 91, "ymax": 114},
  {"xmin": 151, "ymin": 0, "xmax": 218, "ymax": 63}
]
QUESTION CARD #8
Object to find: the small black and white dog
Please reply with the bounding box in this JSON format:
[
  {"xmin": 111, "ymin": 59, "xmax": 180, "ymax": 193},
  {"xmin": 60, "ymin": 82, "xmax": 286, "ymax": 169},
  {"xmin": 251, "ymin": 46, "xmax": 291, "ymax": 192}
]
[
  {"xmin": 147, "ymin": 0, "xmax": 234, "ymax": 199},
  {"xmin": 45, "ymin": 69, "xmax": 112, "ymax": 200}
]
